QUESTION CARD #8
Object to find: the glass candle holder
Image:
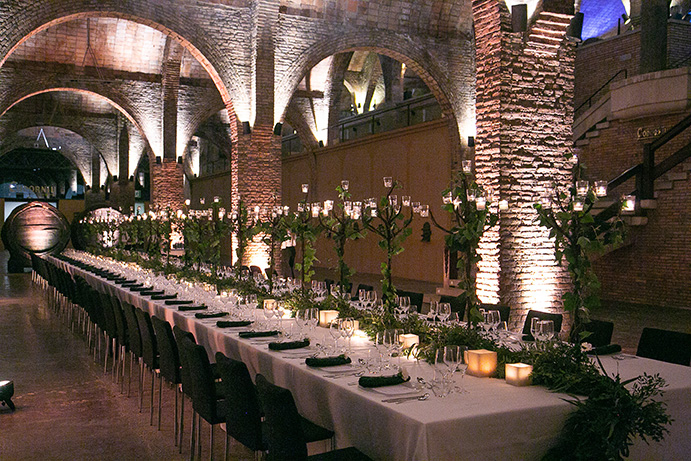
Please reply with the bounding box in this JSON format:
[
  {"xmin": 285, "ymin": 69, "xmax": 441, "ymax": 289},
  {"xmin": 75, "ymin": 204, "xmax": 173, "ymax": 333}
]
[
  {"xmin": 622, "ymin": 195, "xmax": 636, "ymax": 213},
  {"xmin": 594, "ymin": 180, "xmax": 607, "ymax": 197},
  {"xmin": 499, "ymin": 199, "xmax": 508, "ymax": 211},
  {"xmin": 402, "ymin": 195, "xmax": 411, "ymax": 207},
  {"xmin": 573, "ymin": 200, "xmax": 584, "ymax": 212},
  {"xmin": 341, "ymin": 180, "xmax": 349, "ymax": 191},
  {"xmin": 476, "ymin": 196, "xmax": 486, "ymax": 210},
  {"xmin": 383, "ymin": 177, "xmax": 393, "ymax": 188},
  {"xmin": 301, "ymin": 183, "xmax": 309, "ymax": 194},
  {"xmin": 462, "ymin": 160, "xmax": 472, "ymax": 174},
  {"xmin": 419, "ymin": 204, "xmax": 429, "ymax": 217},
  {"xmin": 576, "ymin": 180, "xmax": 589, "ymax": 197}
]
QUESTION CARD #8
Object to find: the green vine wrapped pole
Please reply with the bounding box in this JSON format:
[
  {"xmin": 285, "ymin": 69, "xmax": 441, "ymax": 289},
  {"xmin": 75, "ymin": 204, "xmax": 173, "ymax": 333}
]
[
  {"xmin": 361, "ymin": 178, "xmax": 414, "ymax": 320},
  {"xmin": 534, "ymin": 159, "xmax": 625, "ymax": 342},
  {"xmin": 230, "ymin": 197, "xmax": 259, "ymax": 277},
  {"xmin": 319, "ymin": 182, "xmax": 366, "ymax": 293},
  {"xmin": 285, "ymin": 185, "xmax": 321, "ymax": 293},
  {"xmin": 254, "ymin": 197, "xmax": 290, "ymax": 293},
  {"xmin": 428, "ymin": 168, "xmax": 498, "ymax": 326}
]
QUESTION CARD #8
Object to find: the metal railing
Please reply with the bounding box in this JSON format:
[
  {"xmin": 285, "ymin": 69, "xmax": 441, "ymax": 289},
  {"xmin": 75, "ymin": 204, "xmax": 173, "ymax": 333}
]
[
  {"xmin": 575, "ymin": 69, "xmax": 628, "ymax": 120},
  {"xmin": 282, "ymin": 94, "xmax": 441, "ymax": 154}
]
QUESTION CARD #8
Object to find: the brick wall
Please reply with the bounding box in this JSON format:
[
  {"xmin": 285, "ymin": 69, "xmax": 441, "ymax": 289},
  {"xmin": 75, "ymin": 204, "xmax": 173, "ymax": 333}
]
[{"xmin": 150, "ymin": 157, "xmax": 184, "ymax": 211}]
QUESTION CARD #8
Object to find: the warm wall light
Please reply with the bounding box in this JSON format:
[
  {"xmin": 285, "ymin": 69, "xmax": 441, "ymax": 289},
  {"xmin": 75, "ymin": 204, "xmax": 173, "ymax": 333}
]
[
  {"xmin": 466, "ymin": 349, "xmax": 497, "ymax": 377},
  {"xmin": 318, "ymin": 310, "xmax": 339, "ymax": 328},
  {"xmin": 505, "ymin": 363, "xmax": 533, "ymax": 386}
]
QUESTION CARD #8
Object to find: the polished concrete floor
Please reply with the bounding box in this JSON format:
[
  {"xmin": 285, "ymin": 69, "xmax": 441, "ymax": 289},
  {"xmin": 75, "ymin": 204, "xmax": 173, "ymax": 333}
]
[{"xmin": 0, "ymin": 255, "xmax": 251, "ymax": 460}]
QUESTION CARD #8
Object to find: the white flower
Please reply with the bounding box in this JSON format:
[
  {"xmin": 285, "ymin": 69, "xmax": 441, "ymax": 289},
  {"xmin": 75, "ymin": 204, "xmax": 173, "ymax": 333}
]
[{"xmin": 581, "ymin": 342, "xmax": 593, "ymax": 352}]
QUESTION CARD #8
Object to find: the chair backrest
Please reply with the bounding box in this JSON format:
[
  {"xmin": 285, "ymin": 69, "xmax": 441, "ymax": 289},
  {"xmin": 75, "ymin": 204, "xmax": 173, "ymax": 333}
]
[
  {"xmin": 522, "ymin": 310, "xmax": 563, "ymax": 340},
  {"xmin": 111, "ymin": 297, "xmax": 128, "ymax": 347},
  {"xmin": 179, "ymin": 336, "xmax": 219, "ymax": 420},
  {"xmin": 215, "ymin": 352, "xmax": 264, "ymax": 451},
  {"xmin": 636, "ymin": 327, "xmax": 691, "ymax": 366},
  {"xmin": 480, "ymin": 303, "xmax": 511, "ymax": 323},
  {"xmin": 173, "ymin": 325, "xmax": 196, "ymax": 397},
  {"xmin": 135, "ymin": 308, "xmax": 158, "ymax": 369},
  {"xmin": 440, "ymin": 295, "xmax": 466, "ymax": 319},
  {"xmin": 398, "ymin": 290, "xmax": 424, "ymax": 313},
  {"xmin": 581, "ymin": 319, "xmax": 614, "ymax": 348},
  {"xmin": 255, "ymin": 374, "xmax": 308, "ymax": 461},
  {"xmin": 122, "ymin": 302, "xmax": 142, "ymax": 357},
  {"xmin": 151, "ymin": 316, "xmax": 181, "ymax": 384}
]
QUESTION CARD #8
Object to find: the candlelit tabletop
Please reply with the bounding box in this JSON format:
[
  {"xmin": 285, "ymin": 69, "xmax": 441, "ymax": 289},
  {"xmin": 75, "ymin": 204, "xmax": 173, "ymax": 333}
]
[{"xmin": 52, "ymin": 256, "xmax": 691, "ymax": 460}]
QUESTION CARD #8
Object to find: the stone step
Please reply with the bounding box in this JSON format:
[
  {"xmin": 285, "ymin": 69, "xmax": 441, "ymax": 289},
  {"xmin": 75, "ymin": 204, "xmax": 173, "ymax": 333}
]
[
  {"xmin": 655, "ymin": 181, "xmax": 673, "ymax": 190},
  {"xmin": 575, "ymin": 138, "xmax": 590, "ymax": 147},
  {"xmin": 532, "ymin": 27, "xmax": 563, "ymax": 39},
  {"xmin": 682, "ymin": 162, "xmax": 691, "ymax": 172},
  {"xmin": 623, "ymin": 216, "xmax": 648, "ymax": 226},
  {"xmin": 592, "ymin": 199, "xmax": 616, "ymax": 209},
  {"xmin": 640, "ymin": 199, "xmax": 657, "ymax": 210},
  {"xmin": 665, "ymin": 171, "xmax": 687, "ymax": 182},
  {"xmin": 595, "ymin": 121, "xmax": 610, "ymax": 130},
  {"xmin": 585, "ymin": 130, "xmax": 600, "ymax": 138}
]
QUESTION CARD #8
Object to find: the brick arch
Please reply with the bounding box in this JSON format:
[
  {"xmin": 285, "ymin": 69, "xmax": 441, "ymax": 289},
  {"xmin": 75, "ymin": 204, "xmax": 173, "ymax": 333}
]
[
  {"xmin": 274, "ymin": 32, "xmax": 468, "ymax": 151},
  {"xmin": 0, "ymin": 5, "xmax": 242, "ymax": 145},
  {"xmin": 0, "ymin": 126, "xmax": 100, "ymax": 187},
  {"xmin": 1, "ymin": 88, "xmax": 148, "ymax": 175}
]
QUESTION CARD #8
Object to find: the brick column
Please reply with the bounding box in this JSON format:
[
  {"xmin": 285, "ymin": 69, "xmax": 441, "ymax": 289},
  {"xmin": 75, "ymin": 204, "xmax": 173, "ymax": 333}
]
[
  {"xmin": 473, "ymin": 0, "xmax": 574, "ymax": 329},
  {"xmin": 150, "ymin": 156, "xmax": 184, "ymax": 211}
]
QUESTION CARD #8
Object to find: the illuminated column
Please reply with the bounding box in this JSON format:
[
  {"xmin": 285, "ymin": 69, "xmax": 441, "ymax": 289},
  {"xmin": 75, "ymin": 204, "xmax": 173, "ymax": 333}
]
[{"xmin": 473, "ymin": 0, "xmax": 574, "ymax": 329}]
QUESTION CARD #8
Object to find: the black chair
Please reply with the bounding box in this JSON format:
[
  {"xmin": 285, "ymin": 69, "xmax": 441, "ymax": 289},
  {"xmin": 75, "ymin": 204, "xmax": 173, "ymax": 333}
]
[
  {"xmin": 255, "ymin": 374, "xmax": 371, "ymax": 461},
  {"xmin": 636, "ymin": 327, "xmax": 691, "ymax": 366},
  {"xmin": 215, "ymin": 352, "xmax": 337, "ymax": 458},
  {"xmin": 173, "ymin": 325, "xmax": 199, "ymax": 453},
  {"xmin": 440, "ymin": 295, "xmax": 466, "ymax": 319},
  {"xmin": 135, "ymin": 308, "xmax": 160, "ymax": 425},
  {"xmin": 480, "ymin": 303, "xmax": 511, "ymax": 323},
  {"xmin": 581, "ymin": 319, "xmax": 614, "ymax": 348},
  {"xmin": 122, "ymin": 302, "xmax": 143, "ymax": 399},
  {"xmin": 152, "ymin": 316, "xmax": 183, "ymax": 440},
  {"xmin": 111, "ymin": 297, "xmax": 129, "ymax": 391},
  {"xmin": 0, "ymin": 380, "xmax": 15, "ymax": 411},
  {"xmin": 521, "ymin": 310, "xmax": 563, "ymax": 341},
  {"xmin": 178, "ymin": 335, "xmax": 226, "ymax": 460},
  {"xmin": 397, "ymin": 290, "xmax": 424, "ymax": 313}
]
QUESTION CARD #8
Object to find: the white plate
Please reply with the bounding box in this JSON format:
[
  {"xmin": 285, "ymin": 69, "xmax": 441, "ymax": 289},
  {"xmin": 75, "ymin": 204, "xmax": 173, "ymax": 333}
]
[{"xmin": 366, "ymin": 381, "xmax": 415, "ymax": 396}]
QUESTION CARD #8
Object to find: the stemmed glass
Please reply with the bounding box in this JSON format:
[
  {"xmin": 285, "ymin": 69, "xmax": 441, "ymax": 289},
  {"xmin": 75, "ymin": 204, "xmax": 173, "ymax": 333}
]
[
  {"xmin": 329, "ymin": 319, "xmax": 342, "ymax": 354},
  {"xmin": 384, "ymin": 329, "xmax": 402, "ymax": 370},
  {"xmin": 427, "ymin": 301, "xmax": 438, "ymax": 322},
  {"xmin": 537, "ymin": 320, "xmax": 555, "ymax": 341},
  {"xmin": 530, "ymin": 317, "xmax": 541, "ymax": 341},
  {"xmin": 437, "ymin": 303, "xmax": 451, "ymax": 324},
  {"xmin": 306, "ymin": 307, "xmax": 319, "ymax": 333},
  {"xmin": 262, "ymin": 300, "xmax": 276, "ymax": 330},
  {"xmin": 341, "ymin": 318, "xmax": 355, "ymax": 355}
]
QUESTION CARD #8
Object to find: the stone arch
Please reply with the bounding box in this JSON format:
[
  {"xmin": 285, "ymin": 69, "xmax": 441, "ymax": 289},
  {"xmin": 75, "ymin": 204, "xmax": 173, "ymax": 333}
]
[
  {"xmin": 1, "ymin": 88, "xmax": 148, "ymax": 176},
  {"xmin": 0, "ymin": 5, "xmax": 244, "ymax": 145},
  {"xmin": 274, "ymin": 30, "xmax": 473, "ymax": 153},
  {"xmin": 0, "ymin": 127, "xmax": 94, "ymax": 190}
]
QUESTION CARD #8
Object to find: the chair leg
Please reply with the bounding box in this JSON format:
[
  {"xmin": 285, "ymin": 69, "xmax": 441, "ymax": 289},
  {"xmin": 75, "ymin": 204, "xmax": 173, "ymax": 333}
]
[
  {"xmin": 157, "ymin": 374, "xmax": 163, "ymax": 430},
  {"xmin": 210, "ymin": 423, "xmax": 215, "ymax": 461},
  {"xmin": 139, "ymin": 359, "xmax": 145, "ymax": 413},
  {"xmin": 197, "ymin": 417, "xmax": 202, "ymax": 459},
  {"xmin": 174, "ymin": 384, "xmax": 180, "ymax": 446},
  {"xmin": 190, "ymin": 412, "xmax": 197, "ymax": 461},
  {"xmin": 150, "ymin": 368, "xmax": 155, "ymax": 425},
  {"xmin": 224, "ymin": 433, "xmax": 229, "ymax": 461},
  {"xmin": 179, "ymin": 387, "xmax": 185, "ymax": 452}
]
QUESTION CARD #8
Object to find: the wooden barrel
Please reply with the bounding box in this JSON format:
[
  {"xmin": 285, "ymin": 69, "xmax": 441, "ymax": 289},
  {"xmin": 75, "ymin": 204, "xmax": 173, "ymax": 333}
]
[{"xmin": 1, "ymin": 202, "xmax": 70, "ymax": 269}]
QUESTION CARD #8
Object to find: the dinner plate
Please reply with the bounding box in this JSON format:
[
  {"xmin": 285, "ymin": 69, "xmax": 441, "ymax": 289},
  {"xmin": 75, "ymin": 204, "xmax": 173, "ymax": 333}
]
[{"xmin": 366, "ymin": 381, "xmax": 415, "ymax": 396}]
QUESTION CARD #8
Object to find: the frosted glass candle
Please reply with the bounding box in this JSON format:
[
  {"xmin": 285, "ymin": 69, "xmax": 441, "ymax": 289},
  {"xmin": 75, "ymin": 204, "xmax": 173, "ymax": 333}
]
[
  {"xmin": 505, "ymin": 363, "xmax": 533, "ymax": 386},
  {"xmin": 399, "ymin": 333, "xmax": 419, "ymax": 349},
  {"xmin": 318, "ymin": 310, "xmax": 339, "ymax": 328},
  {"xmin": 466, "ymin": 349, "xmax": 497, "ymax": 377}
]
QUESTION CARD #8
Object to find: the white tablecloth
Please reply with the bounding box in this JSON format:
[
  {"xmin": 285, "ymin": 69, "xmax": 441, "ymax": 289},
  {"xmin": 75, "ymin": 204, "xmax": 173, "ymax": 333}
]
[{"xmin": 55, "ymin": 257, "xmax": 691, "ymax": 461}]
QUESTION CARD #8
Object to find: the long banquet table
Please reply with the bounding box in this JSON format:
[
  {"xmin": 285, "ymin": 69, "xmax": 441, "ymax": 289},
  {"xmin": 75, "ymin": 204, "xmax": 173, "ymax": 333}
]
[{"xmin": 53, "ymin": 256, "xmax": 691, "ymax": 460}]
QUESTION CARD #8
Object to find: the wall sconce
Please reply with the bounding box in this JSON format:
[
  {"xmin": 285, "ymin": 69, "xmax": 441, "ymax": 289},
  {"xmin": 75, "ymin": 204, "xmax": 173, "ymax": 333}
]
[
  {"xmin": 112, "ymin": 175, "xmax": 118, "ymax": 182},
  {"xmin": 155, "ymin": 156, "xmax": 162, "ymax": 164},
  {"xmin": 273, "ymin": 122, "xmax": 283, "ymax": 135},
  {"xmin": 242, "ymin": 121, "xmax": 251, "ymax": 134},
  {"xmin": 177, "ymin": 156, "xmax": 183, "ymax": 164},
  {"xmin": 566, "ymin": 12, "xmax": 584, "ymax": 42},
  {"xmin": 468, "ymin": 136, "xmax": 475, "ymax": 147}
]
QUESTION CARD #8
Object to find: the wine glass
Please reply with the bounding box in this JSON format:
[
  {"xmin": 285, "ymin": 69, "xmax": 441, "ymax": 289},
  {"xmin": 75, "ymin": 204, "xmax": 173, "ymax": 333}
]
[
  {"xmin": 428, "ymin": 301, "xmax": 438, "ymax": 322},
  {"xmin": 481, "ymin": 310, "xmax": 492, "ymax": 333},
  {"xmin": 306, "ymin": 307, "xmax": 319, "ymax": 333},
  {"xmin": 341, "ymin": 318, "xmax": 355, "ymax": 355},
  {"xmin": 530, "ymin": 317, "xmax": 541, "ymax": 341},
  {"xmin": 442, "ymin": 345, "xmax": 462, "ymax": 397},
  {"xmin": 329, "ymin": 319, "xmax": 342, "ymax": 354},
  {"xmin": 262, "ymin": 300, "xmax": 276, "ymax": 329},
  {"xmin": 538, "ymin": 320, "xmax": 554, "ymax": 341},
  {"xmin": 384, "ymin": 329, "xmax": 402, "ymax": 370},
  {"xmin": 437, "ymin": 303, "xmax": 451, "ymax": 324}
]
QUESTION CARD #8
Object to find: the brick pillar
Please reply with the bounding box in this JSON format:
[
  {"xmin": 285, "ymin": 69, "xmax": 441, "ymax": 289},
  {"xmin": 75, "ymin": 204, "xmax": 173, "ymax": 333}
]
[
  {"xmin": 473, "ymin": 0, "xmax": 574, "ymax": 329},
  {"xmin": 229, "ymin": 0, "xmax": 281, "ymax": 270},
  {"xmin": 150, "ymin": 156, "xmax": 184, "ymax": 211},
  {"xmin": 162, "ymin": 38, "xmax": 184, "ymax": 161},
  {"xmin": 640, "ymin": 0, "xmax": 670, "ymax": 74}
]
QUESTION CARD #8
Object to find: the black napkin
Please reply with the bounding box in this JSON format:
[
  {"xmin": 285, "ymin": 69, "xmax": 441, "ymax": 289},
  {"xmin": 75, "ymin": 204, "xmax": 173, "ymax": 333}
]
[
  {"xmin": 141, "ymin": 290, "xmax": 165, "ymax": 296},
  {"xmin": 195, "ymin": 312, "xmax": 229, "ymax": 319},
  {"xmin": 239, "ymin": 330, "xmax": 280, "ymax": 339},
  {"xmin": 587, "ymin": 344, "xmax": 622, "ymax": 355},
  {"xmin": 151, "ymin": 294, "xmax": 177, "ymax": 300},
  {"xmin": 305, "ymin": 355, "xmax": 351, "ymax": 367},
  {"xmin": 358, "ymin": 372, "xmax": 410, "ymax": 388},
  {"xmin": 269, "ymin": 339, "xmax": 310, "ymax": 351},
  {"xmin": 166, "ymin": 299, "xmax": 194, "ymax": 305},
  {"xmin": 178, "ymin": 305, "xmax": 207, "ymax": 312},
  {"xmin": 122, "ymin": 282, "xmax": 144, "ymax": 288},
  {"xmin": 216, "ymin": 320, "xmax": 253, "ymax": 328},
  {"xmin": 130, "ymin": 286, "xmax": 154, "ymax": 292}
]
